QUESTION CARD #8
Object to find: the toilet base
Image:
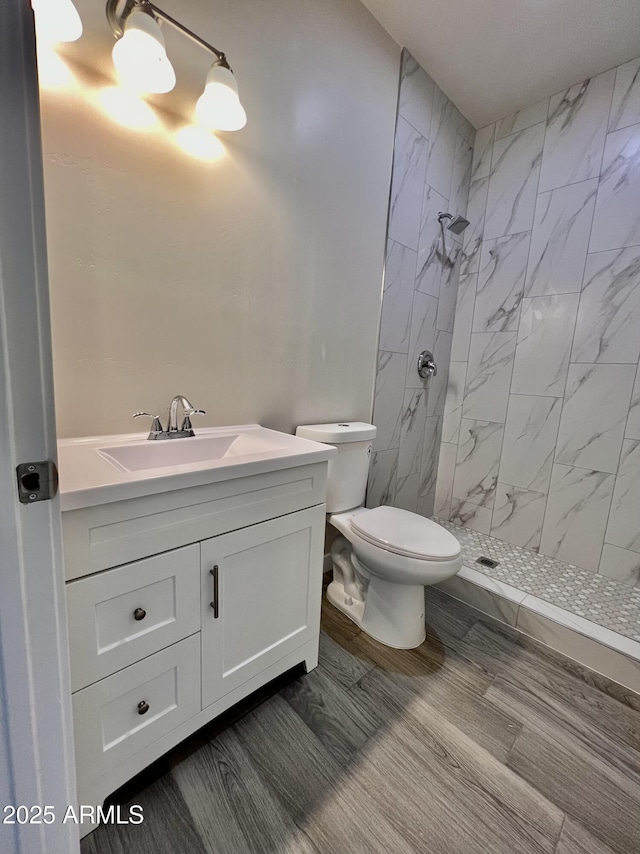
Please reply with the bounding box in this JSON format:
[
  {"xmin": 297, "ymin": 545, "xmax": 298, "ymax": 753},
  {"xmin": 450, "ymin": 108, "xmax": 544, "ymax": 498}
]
[{"xmin": 327, "ymin": 575, "xmax": 426, "ymax": 649}]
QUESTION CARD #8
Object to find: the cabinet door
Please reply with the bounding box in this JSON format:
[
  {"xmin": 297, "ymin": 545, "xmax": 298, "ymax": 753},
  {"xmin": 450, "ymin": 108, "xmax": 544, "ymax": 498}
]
[{"xmin": 201, "ymin": 505, "xmax": 325, "ymax": 709}]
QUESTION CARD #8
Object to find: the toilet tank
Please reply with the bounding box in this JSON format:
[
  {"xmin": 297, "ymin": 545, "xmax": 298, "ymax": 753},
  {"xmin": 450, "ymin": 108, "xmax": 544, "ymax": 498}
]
[{"xmin": 295, "ymin": 422, "xmax": 377, "ymax": 513}]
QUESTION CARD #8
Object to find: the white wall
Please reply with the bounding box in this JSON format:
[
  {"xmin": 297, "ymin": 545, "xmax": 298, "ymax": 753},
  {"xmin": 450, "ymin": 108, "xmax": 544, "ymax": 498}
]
[{"xmin": 39, "ymin": 0, "xmax": 399, "ymax": 438}]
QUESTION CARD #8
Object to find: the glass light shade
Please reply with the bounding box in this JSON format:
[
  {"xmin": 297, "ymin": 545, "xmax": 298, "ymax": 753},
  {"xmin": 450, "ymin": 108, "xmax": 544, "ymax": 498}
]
[
  {"xmin": 32, "ymin": 0, "xmax": 83, "ymax": 43},
  {"xmin": 112, "ymin": 8, "xmax": 176, "ymax": 94},
  {"xmin": 195, "ymin": 65, "xmax": 247, "ymax": 132}
]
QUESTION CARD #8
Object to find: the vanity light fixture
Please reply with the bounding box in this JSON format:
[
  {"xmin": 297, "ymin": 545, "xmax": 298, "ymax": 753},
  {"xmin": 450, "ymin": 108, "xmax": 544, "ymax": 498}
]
[
  {"xmin": 111, "ymin": 5, "xmax": 176, "ymax": 94},
  {"xmin": 106, "ymin": 0, "xmax": 247, "ymax": 130},
  {"xmin": 196, "ymin": 63, "xmax": 247, "ymax": 132},
  {"xmin": 32, "ymin": 0, "xmax": 83, "ymax": 43}
]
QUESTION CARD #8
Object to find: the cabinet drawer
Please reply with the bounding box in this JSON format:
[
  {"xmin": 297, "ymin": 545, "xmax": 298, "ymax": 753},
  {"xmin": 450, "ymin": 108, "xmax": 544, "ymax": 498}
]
[
  {"xmin": 67, "ymin": 545, "xmax": 200, "ymax": 691},
  {"xmin": 72, "ymin": 634, "xmax": 200, "ymax": 792}
]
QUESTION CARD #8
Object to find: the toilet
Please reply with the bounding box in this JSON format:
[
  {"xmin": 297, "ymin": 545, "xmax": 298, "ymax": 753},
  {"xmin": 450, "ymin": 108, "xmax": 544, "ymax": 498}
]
[{"xmin": 296, "ymin": 422, "xmax": 462, "ymax": 648}]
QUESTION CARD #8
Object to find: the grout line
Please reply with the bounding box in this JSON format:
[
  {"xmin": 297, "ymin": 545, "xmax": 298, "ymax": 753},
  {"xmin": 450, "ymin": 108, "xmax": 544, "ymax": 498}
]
[
  {"xmin": 585, "ymin": 240, "xmax": 640, "ymax": 257},
  {"xmin": 528, "ymin": 171, "xmax": 610, "ymax": 196},
  {"xmin": 523, "ymin": 179, "xmax": 599, "ymax": 302},
  {"xmin": 547, "ymin": 54, "xmax": 638, "ymax": 117},
  {"xmin": 397, "ymin": 109, "xmax": 430, "ymax": 145},
  {"xmin": 606, "ymin": 53, "xmax": 637, "ymax": 130},
  {"xmin": 389, "ymin": 234, "xmax": 419, "ymax": 254},
  {"xmin": 540, "ymin": 84, "xmax": 615, "ymax": 560},
  {"xmin": 508, "ymin": 391, "xmax": 564, "ymax": 399},
  {"xmin": 377, "ymin": 347, "xmax": 412, "ymax": 358},
  {"xmin": 563, "ymin": 359, "xmax": 640, "ymax": 368},
  {"xmin": 597, "ymin": 438, "xmax": 629, "ymax": 576},
  {"xmin": 459, "ymin": 110, "xmax": 546, "ymax": 537},
  {"xmin": 492, "ymin": 232, "xmax": 533, "ymax": 533},
  {"xmin": 488, "ymin": 117, "xmax": 547, "ymax": 148},
  {"xmin": 608, "ymin": 113, "xmax": 640, "ymax": 135},
  {"xmin": 593, "ymin": 109, "xmax": 615, "ymax": 192},
  {"xmin": 624, "ymin": 361, "xmax": 640, "ymax": 439}
]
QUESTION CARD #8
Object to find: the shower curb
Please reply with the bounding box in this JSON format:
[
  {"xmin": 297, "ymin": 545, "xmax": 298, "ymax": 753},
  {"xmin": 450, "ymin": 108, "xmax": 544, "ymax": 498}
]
[{"xmin": 435, "ymin": 564, "xmax": 640, "ymax": 696}]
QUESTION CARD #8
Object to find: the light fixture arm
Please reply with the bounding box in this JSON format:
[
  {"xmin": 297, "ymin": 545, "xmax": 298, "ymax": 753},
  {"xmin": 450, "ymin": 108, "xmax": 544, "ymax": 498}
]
[{"xmin": 105, "ymin": 0, "xmax": 230, "ymax": 68}]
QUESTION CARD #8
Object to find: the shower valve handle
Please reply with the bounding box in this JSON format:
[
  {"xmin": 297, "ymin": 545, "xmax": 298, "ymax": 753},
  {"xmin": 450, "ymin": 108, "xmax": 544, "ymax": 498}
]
[{"xmin": 417, "ymin": 351, "xmax": 437, "ymax": 379}]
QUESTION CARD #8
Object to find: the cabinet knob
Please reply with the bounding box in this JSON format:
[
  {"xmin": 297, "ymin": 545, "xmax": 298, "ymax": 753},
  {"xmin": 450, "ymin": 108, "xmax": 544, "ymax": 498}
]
[
  {"xmin": 137, "ymin": 700, "xmax": 149, "ymax": 715},
  {"xmin": 134, "ymin": 608, "xmax": 146, "ymax": 621}
]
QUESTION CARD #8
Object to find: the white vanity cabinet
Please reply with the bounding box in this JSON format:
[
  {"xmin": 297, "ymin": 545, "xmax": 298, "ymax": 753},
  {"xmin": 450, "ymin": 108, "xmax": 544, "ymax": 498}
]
[{"xmin": 60, "ymin": 457, "xmax": 329, "ymax": 834}]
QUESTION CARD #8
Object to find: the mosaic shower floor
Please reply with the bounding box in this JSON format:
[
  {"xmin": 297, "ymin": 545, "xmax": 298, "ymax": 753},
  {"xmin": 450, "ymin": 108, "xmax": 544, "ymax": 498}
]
[{"xmin": 436, "ymin": 519, "xmax": 640, "ymax": 644}]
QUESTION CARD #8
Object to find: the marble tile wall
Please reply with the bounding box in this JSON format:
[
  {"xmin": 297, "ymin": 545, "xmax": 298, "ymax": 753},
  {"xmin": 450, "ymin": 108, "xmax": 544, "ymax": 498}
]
[
  {"xmin": 368, "ymin": 50, "xmax": 474, "ymax": 517},
  {"xmin": 436, "ymin": 55, "xmax": 640, "ymax": 587}
]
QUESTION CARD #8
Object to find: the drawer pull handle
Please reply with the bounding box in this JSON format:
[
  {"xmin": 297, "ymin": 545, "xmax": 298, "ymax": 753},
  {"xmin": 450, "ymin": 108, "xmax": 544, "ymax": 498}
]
[
  {"xmin": 133, "ymin": 608, "xmax": 147, "ymax": 621},
  {"xmin": 210, "ymin": 565, "xmax": 219, "ymax": 619},
  {"xmin": 137, "ymin": 700, "xmax": 150, "ymax": 716}
]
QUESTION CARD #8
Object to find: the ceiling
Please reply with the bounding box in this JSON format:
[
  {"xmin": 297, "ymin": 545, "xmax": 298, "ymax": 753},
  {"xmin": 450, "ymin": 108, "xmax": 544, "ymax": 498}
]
[{"xmin": 359, "ymin": 0, "xmax": 640, "ymax": 128}]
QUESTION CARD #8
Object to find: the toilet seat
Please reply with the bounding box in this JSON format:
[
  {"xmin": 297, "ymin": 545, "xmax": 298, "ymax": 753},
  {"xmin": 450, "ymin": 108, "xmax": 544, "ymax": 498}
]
[{"xmin": 350, "ymin": 506, "xmax": 461, "ymax": 561}]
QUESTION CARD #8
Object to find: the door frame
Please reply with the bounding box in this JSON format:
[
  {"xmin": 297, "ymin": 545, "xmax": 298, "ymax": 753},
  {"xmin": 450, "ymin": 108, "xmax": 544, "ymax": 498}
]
[{"xmin": 0, "ymin": 2, "xmax": 78, "ymax": 852}]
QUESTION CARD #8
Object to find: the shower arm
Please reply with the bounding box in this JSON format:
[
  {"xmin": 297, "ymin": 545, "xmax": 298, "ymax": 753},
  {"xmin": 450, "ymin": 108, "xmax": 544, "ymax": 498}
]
[{"xmin": 438, "ymin": 213, "xmax": 452, "ymax": 264}]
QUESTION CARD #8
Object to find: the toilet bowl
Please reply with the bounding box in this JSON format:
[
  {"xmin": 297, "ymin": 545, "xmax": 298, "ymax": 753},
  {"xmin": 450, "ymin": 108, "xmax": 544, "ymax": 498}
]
[{"xmin": 295, "ymin": 422, "xmax": 462, "ymax": 649}]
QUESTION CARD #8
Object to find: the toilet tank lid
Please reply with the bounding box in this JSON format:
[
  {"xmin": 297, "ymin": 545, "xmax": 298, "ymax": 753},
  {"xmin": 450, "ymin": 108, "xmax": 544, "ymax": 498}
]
[{"xmin": 296, "ymin": 422, "xmax": 377, "ymax": 444}]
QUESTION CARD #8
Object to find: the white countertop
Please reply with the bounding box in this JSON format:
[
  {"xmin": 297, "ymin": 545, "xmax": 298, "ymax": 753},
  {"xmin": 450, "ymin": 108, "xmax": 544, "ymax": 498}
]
[{"xmin": 57, "ymin": 424, "xmax": 335, "ymax": 511}]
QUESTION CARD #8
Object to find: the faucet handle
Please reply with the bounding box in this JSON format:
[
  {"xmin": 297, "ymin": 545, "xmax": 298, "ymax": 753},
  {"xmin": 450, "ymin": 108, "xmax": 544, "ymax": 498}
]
[
  {"xmin": 133, "ymin": 412, "xmax": 164, "ymax": 435},
  {"xmin": 181, "ymin": 410, "xmax": 205, "ymax": 432}
]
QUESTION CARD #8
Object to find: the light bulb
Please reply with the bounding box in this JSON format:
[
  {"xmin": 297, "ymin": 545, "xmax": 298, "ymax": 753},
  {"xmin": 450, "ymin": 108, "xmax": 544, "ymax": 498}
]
[
  {"xmin": 195, "ymin": 64, "xmax": 247, "ymax": 132},
  {"xmin": 112, "ymin": 8, "xmax": 176, "ymax": 94},
  {"xmin": 32, "ymin": 0, "xmax": 83, "ymax": 43}
]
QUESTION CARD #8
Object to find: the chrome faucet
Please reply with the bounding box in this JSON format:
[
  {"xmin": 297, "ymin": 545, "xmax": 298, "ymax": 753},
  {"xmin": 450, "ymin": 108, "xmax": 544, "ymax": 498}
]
[
  {"xmin": 167, "ymin": 395, "xmax": 206, "ymax": 436},
  {"xmin": 134, "ymin": 395, "xmax": 206, "ymax": 440}
]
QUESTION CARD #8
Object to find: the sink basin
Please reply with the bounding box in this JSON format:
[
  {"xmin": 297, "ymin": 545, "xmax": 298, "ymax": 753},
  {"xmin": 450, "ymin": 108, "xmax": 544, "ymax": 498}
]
[
  {"xmin": 97, "ymin": 431, "xmax": 286, "ymax": 473},
  {"xmin": 57, "ymin": 424, "xmax": 336, "ymax": 511}
]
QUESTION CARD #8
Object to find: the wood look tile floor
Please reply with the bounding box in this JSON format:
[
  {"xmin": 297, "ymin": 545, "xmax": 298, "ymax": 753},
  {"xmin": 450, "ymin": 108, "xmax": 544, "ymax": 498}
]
[{"xmin": 82, "ymin": 588, "xmax": 640, "ymax": 854}]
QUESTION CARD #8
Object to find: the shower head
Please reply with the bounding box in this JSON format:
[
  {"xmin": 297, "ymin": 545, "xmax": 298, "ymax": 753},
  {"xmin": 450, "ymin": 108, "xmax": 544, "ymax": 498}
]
[
  {"xmin": 447, "ymin": 215, "xmax": 470, "ymax": 235},
  {"xmin": 438, "ymin": 212, "xmax": 470, "ymax": 235}
]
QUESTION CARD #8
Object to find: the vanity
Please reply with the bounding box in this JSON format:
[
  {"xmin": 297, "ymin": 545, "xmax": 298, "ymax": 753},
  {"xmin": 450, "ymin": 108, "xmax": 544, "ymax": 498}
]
[{"xmin": 57, "ymin": 423, "xmax": 334, "ymax": 832}]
